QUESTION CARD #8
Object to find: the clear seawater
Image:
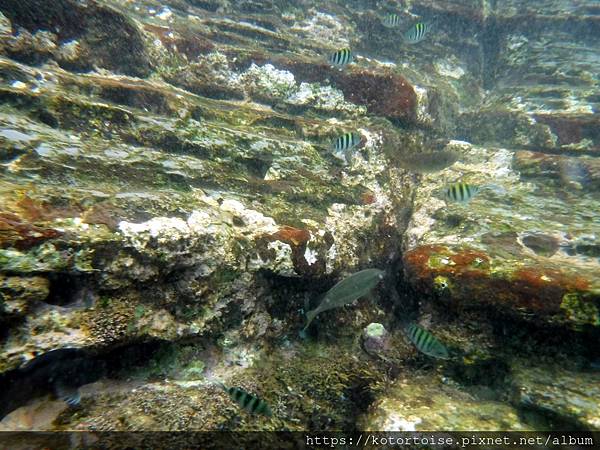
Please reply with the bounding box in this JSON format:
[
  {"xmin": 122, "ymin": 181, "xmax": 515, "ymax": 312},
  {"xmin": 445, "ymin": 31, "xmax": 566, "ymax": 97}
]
[{"xmin": 0, "ymin": 0, "xmax": 598, "ymax": 446}]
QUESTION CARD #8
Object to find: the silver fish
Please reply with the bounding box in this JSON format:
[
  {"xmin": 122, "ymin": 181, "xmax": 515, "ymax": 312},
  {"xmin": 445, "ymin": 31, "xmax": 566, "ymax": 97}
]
[
  {"xmin": 399, "ymin": 150, "xmax": 459, "ymax": 173},
  {"xmin": 303, "ymin": 269, "xmax": 385, "ymax": 330}
]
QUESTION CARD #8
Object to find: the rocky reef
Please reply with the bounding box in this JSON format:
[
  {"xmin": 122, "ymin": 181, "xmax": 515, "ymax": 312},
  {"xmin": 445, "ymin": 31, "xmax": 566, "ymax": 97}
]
[{"xmin": 0, "ymin": 0, "xmax": 598, "ymax": 436}]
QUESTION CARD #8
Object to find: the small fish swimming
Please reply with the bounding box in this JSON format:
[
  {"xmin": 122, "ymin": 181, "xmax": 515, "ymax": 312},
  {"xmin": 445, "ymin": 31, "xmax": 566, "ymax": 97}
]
[
  {"xmin": 404, "ymin": 323, "xmax": 450, "ymax": 359},
  {"xmin": 381, "ymin": 13, "xmax": 402, "ymax": 28},
  {"xmin": 304, "ymin": 268, "xmax": 385, "ymax": 330},
  {"xmin": 332, "ymin": 132, "xmax": 361, "ymax": 162},
  {"xmin": 328, "ymin": 48, "xmax": 353, "ymax": 66},
  {"xmin": 398, "ymin": 150, "xmax": 459, "ymax": 173},
  {"xmin": 404, "ymin": 22, "xmax": 432, "ymax": 43},
  {"xmin": 223, "ymin": 385, "xmax": 272, "ymax": 417},
  {"xmin": 444, "ymin": 182, "xmax": 480, "ymax": 203}
]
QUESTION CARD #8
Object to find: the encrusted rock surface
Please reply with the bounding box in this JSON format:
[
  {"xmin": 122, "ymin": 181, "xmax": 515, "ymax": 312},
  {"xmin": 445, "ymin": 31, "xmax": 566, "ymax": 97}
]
[
  {"xmin": 459, "ymin": 0, "xmax": 600, "ymax": 154},
  {"xmin": 0, "ymin": 0, "xmax": 598, "ymax": 433},
  {"xmin": 403, "ymin": 141, "xmax": 600, "ymax": 329},
  {"xmin": 359, "ymin": 373, "xmax": 530, "ymax": 431},
  {"xmin": 510, "ymin": 360, "xmax": 600, "ymax": 430}
]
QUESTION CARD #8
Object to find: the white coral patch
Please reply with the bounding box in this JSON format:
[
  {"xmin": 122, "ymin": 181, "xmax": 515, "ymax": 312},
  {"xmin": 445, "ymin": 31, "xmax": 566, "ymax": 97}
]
[
  {"xmin": 119, "ymin": 199, "xmax": 294, "ymax": 274},
  {"xmin": 304, "ymin": 246, "xmax": 318, "ymax": 266},
  {"xmin": 434, "ymin": 60, "xmax": 465, "ymax": 79},
  {"xmin": 239, "ymin": 63, "xmax": 296, "ymax": 99},
  {"xmin": 382, "ymin": 413, "xmax": 422, "ymax": 431}
]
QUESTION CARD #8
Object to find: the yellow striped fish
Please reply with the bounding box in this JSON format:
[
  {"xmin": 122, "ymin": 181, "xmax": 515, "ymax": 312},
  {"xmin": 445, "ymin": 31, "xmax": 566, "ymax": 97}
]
[
  {"xmin": 444, "ymin": 182, "xmax": 480, "ymax": 203},
  {"xmin": 405, "ymin": 323, "xmax": 449, "ymax": 359},
  {"xmin": 404, "ymin": 22, "xmax": 432, "ymax": 43},
  {"xmin": 328, "ymin": 48, "xmax": 353, "ymax": 66},
  {"xmin": 381, "ymin": 13, "xmax": 402, "ymax": 28},
  {"xmin": 223, "ymin": 385, "xmax": 272, "ymax": 417},
  {"xmin": 334, "ymin": 132, "xmax": 361, "ymax": 152}
]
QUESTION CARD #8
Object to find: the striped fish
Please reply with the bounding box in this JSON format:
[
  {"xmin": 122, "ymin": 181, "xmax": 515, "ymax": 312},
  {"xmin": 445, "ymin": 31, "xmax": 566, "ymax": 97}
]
[
  {"xmin": 403, "ymin": 22, "xmax": 431, "ymax": 43},
  {"xmin": 332, "ymin": 132, "xmax": 361, "ymax": 163},
  {"xmin": 381, "ymin": 13, "xmax": 401, "ymax": 28},
  {"xmin": 444, "ymin": 182, "xmax": 479, "ymax": 203},
  {"xmin": 225, "ymin": 386, "xmax": 273, "ymax": 417},
  {"xmin": 404, "ymin": 323, "xmax": 449, "ymax": 359},
  {"xmin": 334, "ymin": 132, "xmax": 361, "ymax": 152},
  {"xmin": 328, "ymin": 48, "xmax": 353, "ymax": 66}
]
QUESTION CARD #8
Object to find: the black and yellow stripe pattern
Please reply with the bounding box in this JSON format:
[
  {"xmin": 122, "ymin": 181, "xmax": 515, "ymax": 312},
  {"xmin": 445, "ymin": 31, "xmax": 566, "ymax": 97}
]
[
  {"xmin": 382, "ymin": 13, "xmax": 401, "ymax": 28},
  {"xmin": 334, "ymin": 132, "xmax": 361, "ymax": 152},
  {"xmin": 226, "ymin": 386, "xmax": 273, "ymax": 417},
  {"xmin": 444, "ymin": 182, "xmax": 479, "ymax": 203},
  {"xmin": 405, "ymin": 323, "xmax": 449, "ymax": 359},
  {"xmin": 328, "ymin": 48, "xmax": 353, "ymax": 66},
  {"xmin": 404, "ymin": 22, "xmax": 431, "ymax": 43}
]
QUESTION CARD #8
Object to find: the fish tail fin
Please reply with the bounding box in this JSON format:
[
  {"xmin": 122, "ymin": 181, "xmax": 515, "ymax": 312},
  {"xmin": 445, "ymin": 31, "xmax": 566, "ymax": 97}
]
[
  {"xmin": 55, "ymin": 383, "xmax": 81, "ymax": 407},
  {"xmin": 303, "ymin": 309, "xmax": 318, "ymax": 331},
  {"xmin": 344, "ymin": 149, "xmax": 354, "ymax": 164}
]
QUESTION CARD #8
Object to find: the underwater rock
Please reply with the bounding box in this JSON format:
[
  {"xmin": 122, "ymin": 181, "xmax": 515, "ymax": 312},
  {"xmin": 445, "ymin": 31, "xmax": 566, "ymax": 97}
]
[
  {"xmin": 510, "ymin": 360, "xmax": 600, "ymax": 430},
  {"xmin": 3, "ymin": 28, "xmax": 58, "ymax": 63},
  {"xmin": 163, "ymin": 51, "xmax": 245, "ymax": 100},
  {"xmin": 0, "ymin": 213, "xmax": 63, "ymax": 251},
  {"xmin": 457, "ymin": 109, "xmax": 557, "ymax": 149},
  {"xmin": 403, "ymin": 143, "xmax": 600, "ymax": 329},
  {"xmin": 520, "ymin": 233, "xmax": 560, "ymax": 257},
  {"xmin": 473, "ymin": 3, "xmax": 600, "ymax": 153},
  {"xmin": 361, "ymin": 322, "xmax": 389, "ymax": 358},
  {"xmin": 0, "ymin": 0, "xmax": 151, "ymax": 75},
  {"xmin": 0, "ymin": 12, "xmax": 10, "ymax": 45},
  {"xmin": 359, "ymin": 373, "xmax": 529, "ymax": 431},
  {"xmin": 514, "ymin": 150, "xmax": 600, "ymax": 192},
  {"xmin": 0, "ymin": 275, "xmax": 49, "ymax": 316},
  {"xmin": 239, "ymin": 63, "xmax": 297, "ymax": 103},
  {"xmin": 0, "ymin": 398, "xmax": 68, "ymax": 431},
  {"xmin": 403, "ymin": 244, "xmax": 598, "ymax": 328},
  {"xmin": 328, "ymin": 67, "xmax": 417, "ymax": 123},
  {"xmin": 0, "ymin": 0, "xmax": 598, "ymax": 434}
]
